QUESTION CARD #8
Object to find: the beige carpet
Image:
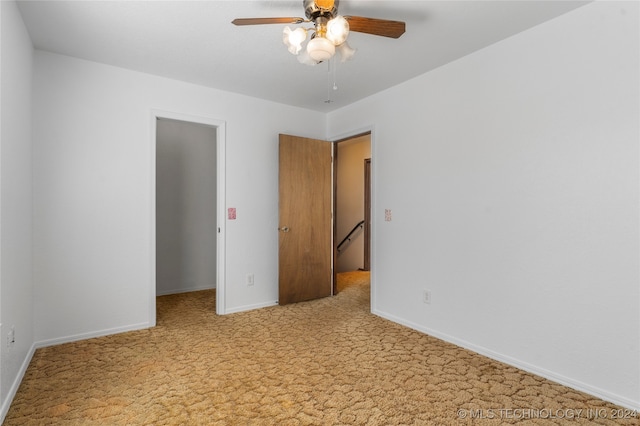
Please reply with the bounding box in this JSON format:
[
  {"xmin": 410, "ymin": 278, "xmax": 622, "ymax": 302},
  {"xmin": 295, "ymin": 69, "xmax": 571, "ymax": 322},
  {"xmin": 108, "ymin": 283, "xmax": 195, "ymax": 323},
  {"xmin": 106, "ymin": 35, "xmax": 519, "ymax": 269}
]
[{"xmin": 4, "ymin": 272, "xmax": 635, "ymax": 425}]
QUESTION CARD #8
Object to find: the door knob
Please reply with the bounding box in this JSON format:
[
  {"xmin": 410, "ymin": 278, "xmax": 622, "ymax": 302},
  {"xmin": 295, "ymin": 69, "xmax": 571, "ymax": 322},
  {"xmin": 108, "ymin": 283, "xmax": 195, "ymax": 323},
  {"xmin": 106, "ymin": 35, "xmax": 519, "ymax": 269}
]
[{"xmin": 279, "ymin": 226, "xmax": 290, "ymax": 232}]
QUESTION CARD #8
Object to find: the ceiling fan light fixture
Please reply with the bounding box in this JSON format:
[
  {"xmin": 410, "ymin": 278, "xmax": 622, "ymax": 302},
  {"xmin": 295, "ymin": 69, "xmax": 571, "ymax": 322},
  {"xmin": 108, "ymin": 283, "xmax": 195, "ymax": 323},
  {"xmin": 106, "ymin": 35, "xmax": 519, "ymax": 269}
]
[
  {"xmin": 283, "ymin": 26, "xmax": 308, "ymax": 55},
  {"xmin": 326, "ymin": 16, "xmax": 349, "ymax": 45},
  {"xmin": 336, "ymin": 40, "xmax": 356, "ymax": 62},
  {"xmin": 307, "ymin": 36, "xmax": 335, "ymax": 62},
  {"xmin": 297, "ymin": 48, "xmax": 318, "ymax": 66},
  {"xmin": 234, "ymin": 0, "xmax": 406, "ymax": 68}
]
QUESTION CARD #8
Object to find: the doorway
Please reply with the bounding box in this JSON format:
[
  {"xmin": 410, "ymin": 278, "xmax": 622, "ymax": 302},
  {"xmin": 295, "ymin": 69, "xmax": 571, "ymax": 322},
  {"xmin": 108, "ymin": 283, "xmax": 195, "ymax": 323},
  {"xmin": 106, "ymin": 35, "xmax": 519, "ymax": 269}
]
[
  {"xmin": 151, "ymin": 111, "xmax": 226, "ymax": 325},
  {"xmin": 333, "ymin": 132, "xmax": 372, "ymax": 294},
  {"xmin": 156, "ymin": 118, "xmax": 217, "ymax": 296}
]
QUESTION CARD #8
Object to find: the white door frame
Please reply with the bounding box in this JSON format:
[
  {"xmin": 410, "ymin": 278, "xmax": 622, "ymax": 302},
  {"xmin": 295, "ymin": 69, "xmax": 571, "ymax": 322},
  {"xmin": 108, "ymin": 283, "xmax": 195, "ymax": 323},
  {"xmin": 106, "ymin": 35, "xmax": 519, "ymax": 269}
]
[{"xmin": 150, "ymin": 110, "xmax": 227, "ymax": 325}]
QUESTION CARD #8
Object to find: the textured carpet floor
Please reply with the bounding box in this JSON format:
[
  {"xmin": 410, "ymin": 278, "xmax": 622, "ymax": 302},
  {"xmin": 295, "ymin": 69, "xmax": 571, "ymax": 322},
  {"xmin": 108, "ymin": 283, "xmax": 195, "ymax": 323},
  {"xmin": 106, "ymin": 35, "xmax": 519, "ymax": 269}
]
[{"xmin": 4, "ymin": 272, "xmax": 636, "ymax": 425}]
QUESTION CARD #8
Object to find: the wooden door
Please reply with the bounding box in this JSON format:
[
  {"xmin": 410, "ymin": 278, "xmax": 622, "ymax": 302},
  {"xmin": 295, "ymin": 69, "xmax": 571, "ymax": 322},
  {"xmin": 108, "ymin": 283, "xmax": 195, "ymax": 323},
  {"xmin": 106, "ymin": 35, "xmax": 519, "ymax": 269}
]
[{"xmin": 279, "ymin": 134, "xmax": 332, "ymax": 305}]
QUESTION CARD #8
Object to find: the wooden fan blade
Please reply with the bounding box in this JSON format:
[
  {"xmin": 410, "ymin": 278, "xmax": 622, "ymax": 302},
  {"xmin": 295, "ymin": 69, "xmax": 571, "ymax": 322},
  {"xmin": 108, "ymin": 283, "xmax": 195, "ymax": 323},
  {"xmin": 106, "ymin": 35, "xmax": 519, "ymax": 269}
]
[
  {"xmin": 344, "ymin": 16, "xmax": 406, "ymax": 39},
  {"xmin": 232, "ymin": 17, "xmax": 306, "ymax": 26}
]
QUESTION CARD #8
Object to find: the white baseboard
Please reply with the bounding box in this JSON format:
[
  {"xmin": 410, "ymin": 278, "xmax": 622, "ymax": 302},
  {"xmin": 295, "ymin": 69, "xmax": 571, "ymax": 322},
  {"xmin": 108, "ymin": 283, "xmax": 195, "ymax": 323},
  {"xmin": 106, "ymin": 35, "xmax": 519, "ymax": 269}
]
[
  {"xmin": 372, "ymin": 308, "xmax": 640, "ymax": 411},
  {"xmin": 156, "ymin": 285, "xmax": 216, "ymax": 296},
  {"xmin": 34, "ymin": 322, "xmax": 151, "ymax": 349},
  {"xmin": 0, "ymin": 343, "xmax": 36, "ymax": 425},
  {"xmin": 224, "ymin": 300, "xmax": 278, "ymax": 314}
]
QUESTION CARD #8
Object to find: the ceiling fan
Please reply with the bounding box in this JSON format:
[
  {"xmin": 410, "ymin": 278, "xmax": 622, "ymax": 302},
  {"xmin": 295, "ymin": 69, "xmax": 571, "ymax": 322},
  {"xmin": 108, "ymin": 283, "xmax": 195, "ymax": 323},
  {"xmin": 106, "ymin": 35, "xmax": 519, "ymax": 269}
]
[{"xmin": 232, "ymin": 0, "xmax": 406, "ymax": 65}]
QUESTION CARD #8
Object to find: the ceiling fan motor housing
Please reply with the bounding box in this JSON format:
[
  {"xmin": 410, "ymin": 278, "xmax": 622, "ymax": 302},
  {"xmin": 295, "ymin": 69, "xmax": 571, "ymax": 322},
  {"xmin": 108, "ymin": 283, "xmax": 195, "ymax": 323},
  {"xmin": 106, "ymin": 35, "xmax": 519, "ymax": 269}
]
[{"xmin": 304, "ymin": 0, "xmax": 338, "ymax": 21}]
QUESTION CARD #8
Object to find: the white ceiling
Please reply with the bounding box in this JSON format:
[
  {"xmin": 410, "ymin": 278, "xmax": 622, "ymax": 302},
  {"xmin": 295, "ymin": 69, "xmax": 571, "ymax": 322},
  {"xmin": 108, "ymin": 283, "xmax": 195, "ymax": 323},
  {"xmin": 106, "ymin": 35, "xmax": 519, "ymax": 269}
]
[{"xmin": 17, "ymin": 0, "xmax": 589, "ymax": 112}]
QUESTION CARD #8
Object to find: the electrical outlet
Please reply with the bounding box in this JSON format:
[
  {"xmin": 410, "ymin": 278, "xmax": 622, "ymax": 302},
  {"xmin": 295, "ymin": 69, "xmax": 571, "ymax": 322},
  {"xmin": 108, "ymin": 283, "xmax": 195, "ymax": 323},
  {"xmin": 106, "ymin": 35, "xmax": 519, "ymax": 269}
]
[
  {"xmin": 423, "ymin": 290, "xmax": 431, "ymax": 305},
  {"xmin": 246, "ymin": 273, "xmax": 254, "ymax": 286}
]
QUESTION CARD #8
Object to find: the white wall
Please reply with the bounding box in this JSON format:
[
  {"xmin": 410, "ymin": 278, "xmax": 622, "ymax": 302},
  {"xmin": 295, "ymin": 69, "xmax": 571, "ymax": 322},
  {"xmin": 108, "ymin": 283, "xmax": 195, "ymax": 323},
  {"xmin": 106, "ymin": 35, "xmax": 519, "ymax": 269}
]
[
  {"xmin": 0, "ymin": 0, "xmax": 34, "ymax": 420},
  {"xmin": 336, "ymin": 134, "xmax": 370, "ymax": 272},
  {"xmin": 156, "ymin": 119, "xmax": 217, "ymax": 296},
  {"xmin": 328, "ymin": 1, "xmax": 639, "ymax": 409},
  {"xmin": 32, "ymin": 51, "xmax": 326, "ymax": 344}
]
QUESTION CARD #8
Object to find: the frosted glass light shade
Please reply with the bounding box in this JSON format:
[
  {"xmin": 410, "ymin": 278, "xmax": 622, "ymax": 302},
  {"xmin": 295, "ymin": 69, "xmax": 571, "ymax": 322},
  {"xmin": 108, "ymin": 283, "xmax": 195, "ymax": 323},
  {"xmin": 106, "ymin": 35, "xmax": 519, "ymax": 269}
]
[
  {"xmin": 336, "ymin": 41, "xmax": 356, "ymax": 62},
  {"xmin": 297, "ymin": 49, "xmax": 318, "ymax": 66},
  {"xmin": 307, "ymin": 37, "xmax": 335, "ymax": 62},
  {"xmin": 283, "ymin": 26, "xmax": 307, "ymax": 55},
  {"xmin": 326, "ymin": 16, "xmax": 349, "ymax": 45}
]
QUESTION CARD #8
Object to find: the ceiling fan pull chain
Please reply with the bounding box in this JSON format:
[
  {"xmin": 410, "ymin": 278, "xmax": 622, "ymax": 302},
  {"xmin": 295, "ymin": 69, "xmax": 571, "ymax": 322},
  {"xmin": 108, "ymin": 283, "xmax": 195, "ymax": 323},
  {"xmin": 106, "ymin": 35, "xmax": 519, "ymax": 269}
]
[{"xmin": 325, "ymin": 59, "xmax": 332, "ymax": 103}]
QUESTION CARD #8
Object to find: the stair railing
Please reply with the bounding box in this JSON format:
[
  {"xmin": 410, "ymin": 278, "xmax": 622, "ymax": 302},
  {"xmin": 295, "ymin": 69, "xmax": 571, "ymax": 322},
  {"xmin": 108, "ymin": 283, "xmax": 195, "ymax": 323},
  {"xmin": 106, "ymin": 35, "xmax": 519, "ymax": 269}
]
[{"xmin": 337, "ymin": 220, "xmax": 365, "ymax": 253}]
